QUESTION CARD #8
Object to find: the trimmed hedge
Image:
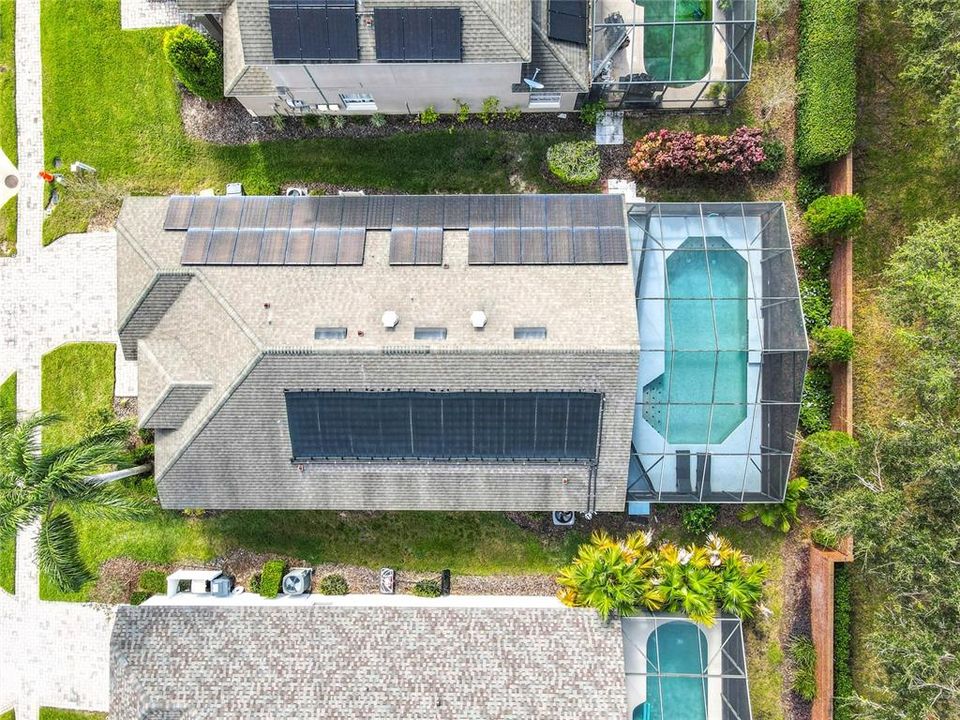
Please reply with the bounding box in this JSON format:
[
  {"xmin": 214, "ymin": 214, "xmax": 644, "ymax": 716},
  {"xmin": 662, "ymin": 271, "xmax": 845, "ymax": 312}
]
[
  {"xmin": 800, "ymin": 366, "xmax": 832, "ymax": 435},
  {"xmin": 812, "ymin": 325, "xmax": 855, "ymax": 363},
  {"xmin": 259, "ymin": 560, "xmax": 286, "ymax": 599},
  {"xmin": 804, "ymin": 194, "xmax": 866, "ymax": 237},
  {"xmin": 163, "ymin": 25, "xmax": 223, "ymax": 102},
  {"xmin": 547, "ymin": 140, "xmax": 601, "ymax": 187},
  {"xmin": 795, "ymin": 0, "xmax": 857, "ymax": 168},
  {"xmin": 129, "ymin": 591, "xmax": 150, "ymax": 606},
  {"xmin": 834, "ymin": 564, "xmax": 854, "ymax": 720}
]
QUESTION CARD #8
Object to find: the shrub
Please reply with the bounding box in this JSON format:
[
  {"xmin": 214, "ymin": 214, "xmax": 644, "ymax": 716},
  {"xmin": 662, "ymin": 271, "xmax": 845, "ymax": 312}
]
[
  {"xmin": 504, "ymin": 105, "xmax": 522, "ymax": 122},
  {"xmin": 798, "ymin": 430, "xmax": 860, "ymax": 480},
  {"xmin": 579, "ymin": 99, "xmax": 607, "ymax": 125},
  {"xmin": 627, "ymin": 127, "xmax": 767, "ymax": 178},
  {"xmin": 758, "ymin": 138, "xmax": 787, "ymax": 173},
  {"xmin": 162, "ymin": 25, "xmax": 223, "ymax": 101},
  {"xmin": 318, "ymin": 574, "xmax": 350, "ymax": 596},
  {"xmin": 259, "ymin": 560, "xmax": 286, "ymax": 598},
  {"xmin": 247, "ymin": 572, "xmax": 261, "ymax": 594},
  {"xmin": 129, "ymin": 591, "xmax": 150, "ymax": 606},
  {"xmin": 303, "ymin": 114, "xmax": 320, "ymax": 129},
  {"xmin": 790, "ymin": 635, "xmax": 817, "ymax": 701},
  {"xmin": 332, "ymin": 114, "xmax": 347, "ymax": 129},
  {"xmin": 412, "ymin": 579, "xmax": 442, "ymax": 598},
  {"xmin": 811, "ymin": 526, "xmax": 840, "ymax": 549},
  {"xmin": 796, "ymin": 243, "xmax": 833, "ymax": 332},
  {"xmin": 418, "ymin": 105, "xmax": 439, "ymax": 125},
  {"xmin": 558, "ymin": 531, "xmax": 767, "ymax": 624},
  {"xmin": 315, "ymin": 113, "xmax": 332, "ymax": 130},
  {"xmin": 804, "ymin": 195, "xmax": 866, "ymax": 237},
  {"xmin": 479, "ymin": 96, "xmax": 500, "ymax": 124},
  {"xmin": 800, "ymin": 366, "xmax": 833, "ymax": 434},
  {"xmin": 138, "ymin": 569, "xmax": 167, "ymax": 595},
  {"xmin": 796, "ymin": 167, "xmax": 828, "ymax": 209},
  {"xmin": 453, "ymin": 98, "xmax": 470, "ymax": 123},
  {"xmin": 546, "ymin": 140, "xmax": 601, "ymax": 187},
  {"xmin": 270, "ymin": 113, "xmax": 286, "ymax": 131},
  {"xmin": 369, "ymin": 112, "xmax": 387, "ymax": 128},
  {"xmin": 812, "ymin": 325, "xmax": 855, "ymax": 363},
  {"xmin": 794, "ymin": 0, "xmax": 857, "ymax": 167},
  {"xmin": 739, "ymin": 477, "xmax": 808, "ymax": 533},
  {"xmin": 680, "ymin": 505, "xmax": 719, "ymax": 536},
  {"xmin": 834, "ymin": 564, "xmax": 854, "ymax": 720}
]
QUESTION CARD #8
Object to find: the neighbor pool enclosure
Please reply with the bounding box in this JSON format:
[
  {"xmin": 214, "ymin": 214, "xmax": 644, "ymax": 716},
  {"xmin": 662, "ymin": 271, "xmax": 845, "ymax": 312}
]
[
  {"xmin": 627, "ymin": 203, "xmax": 807, "ymax": 503},
  {"xmin": 591, "ymin": 0, "xmax": 756, "ymax": 109},
  {"xmin": 622, "ymin": 615, "xmax": 753, "ymax": 720}
]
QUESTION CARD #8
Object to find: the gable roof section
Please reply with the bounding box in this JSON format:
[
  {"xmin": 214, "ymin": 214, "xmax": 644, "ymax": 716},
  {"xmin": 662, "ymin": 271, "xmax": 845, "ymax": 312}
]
[
  {"xmin": 140, "ymin": 382, "xmax": 214, "ymax": 430},
  {"xmin": 530, "ymin": 0, "xmax": 591, "ymax": 91},
  {"xmin": 111, "ymin": 605, "xmax": 627, "ymax": 719}
]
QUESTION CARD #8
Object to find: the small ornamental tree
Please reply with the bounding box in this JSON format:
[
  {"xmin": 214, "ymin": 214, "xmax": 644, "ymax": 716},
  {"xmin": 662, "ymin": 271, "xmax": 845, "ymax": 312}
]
[
  {"xmin": 803, "ymin": 194, "xmax": 866, "ymax": 237},
  {"xmin": 812, "ymin": 325, "xmax": 855, "ymax": 363},
  {"xmin": 163, "ymin": 26, "xmax": 223, "ymax": 102}
]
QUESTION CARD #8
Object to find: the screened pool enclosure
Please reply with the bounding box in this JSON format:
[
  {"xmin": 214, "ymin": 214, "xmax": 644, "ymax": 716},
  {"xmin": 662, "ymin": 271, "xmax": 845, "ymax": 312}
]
[
  {"xmin": 591, "ymin": 0, "xmax": 756, "ymax": 109},
  {"xmin": 627, "ymin": 203, "xmax": 807, "ymax": 503},
  {"xmin": 622, "ymin": 615, "xmax": 753, "ymax": 720}
]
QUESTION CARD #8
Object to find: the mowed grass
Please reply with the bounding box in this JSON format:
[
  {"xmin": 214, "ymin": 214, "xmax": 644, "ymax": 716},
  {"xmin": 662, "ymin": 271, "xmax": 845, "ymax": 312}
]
[
  {"xmin": 40, "ymin": 342, "xmax": 116, "ymax": 449},
  {"xmin": 39, "ymin": 710, "xmax": 105, "ymax": 720},
  {"xmin": 0, "ymin": 0, "xmax": 17, "ymax": 255},
  {"xmin": 40, "ymin": 0, "xmax": 554, "ymax": 244}
]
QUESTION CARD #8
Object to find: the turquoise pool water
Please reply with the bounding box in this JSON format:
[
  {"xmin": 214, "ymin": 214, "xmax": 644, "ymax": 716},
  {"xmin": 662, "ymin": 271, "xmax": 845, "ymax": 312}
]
[
  {"xmin": 642, "ymin": 236, "xmax": 748, "ymax": 444},
  {"xmin": 636, "ymin": 621, "xmax": 709, "ymax": 720}
]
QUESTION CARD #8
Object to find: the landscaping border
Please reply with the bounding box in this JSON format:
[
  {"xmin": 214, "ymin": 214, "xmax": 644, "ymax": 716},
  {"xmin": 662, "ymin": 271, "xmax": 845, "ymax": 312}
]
[
  {"xmin": 828, "ymin": 152, "xmax": 854, "ymax": 434},
  {"xmin": 809, "ymin": 536, "xmax": 854, "ymax": 720}
]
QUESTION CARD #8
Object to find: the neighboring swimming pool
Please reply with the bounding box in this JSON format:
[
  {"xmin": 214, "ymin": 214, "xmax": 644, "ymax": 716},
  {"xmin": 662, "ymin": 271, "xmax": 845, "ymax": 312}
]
[
  {"xmin": 634, "ymin": 621, "xmax": 709, "ymax": 720},
  {"xmin": 636, "ymin": 0, "xmax": 714, "ymax": 86},
  {"xmin": 642, "ymin": 236, "xmax": 748, "ymax": 444}
]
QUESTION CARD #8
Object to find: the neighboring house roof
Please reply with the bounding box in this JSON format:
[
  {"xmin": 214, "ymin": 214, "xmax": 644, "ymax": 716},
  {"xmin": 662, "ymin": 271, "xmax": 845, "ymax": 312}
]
[{"xmin": 110, "ymin": 605, "xmax": 627, "ymax": 719}]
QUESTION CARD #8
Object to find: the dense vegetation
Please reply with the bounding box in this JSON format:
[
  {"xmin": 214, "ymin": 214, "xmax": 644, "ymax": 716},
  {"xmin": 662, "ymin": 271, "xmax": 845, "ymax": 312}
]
[
  {"xmin": 795, "ymin": 0, "xmax": 858, "ymax": 167},
  {"xmin": 0, "ymin": 0, "xmax": 16, "ymax": 254},
  {"xmin": 546, "ymin": 140, "xmax": 601, "ymax": 187},
  {"xmin": 804, "ymin": 218, "xmax": 960, "ymax": 719},
  {"xmin": 804, "ymin": 194, "xmax": 866, "ymax": 237},
  {"xmin": 834, "ymin": 564, "xmax": 854, "ymax": 720},
  {"xmin": 162, "ymin": 25, "xmax": 223, "ymax": 102}
]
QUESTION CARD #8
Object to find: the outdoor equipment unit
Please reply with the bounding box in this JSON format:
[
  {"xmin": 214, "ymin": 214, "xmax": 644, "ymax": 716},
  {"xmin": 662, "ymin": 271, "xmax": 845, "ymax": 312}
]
[
  {"xmin": 282, "ymin": 568, "xmax": 314, "ymax": 596},
  {"xmin": 211, "ymin": 575, "xmax": 233, "ymax": 597},
  {"xmin": 552, "ymin": 511, "xmax": 575, "ymax": 526}
]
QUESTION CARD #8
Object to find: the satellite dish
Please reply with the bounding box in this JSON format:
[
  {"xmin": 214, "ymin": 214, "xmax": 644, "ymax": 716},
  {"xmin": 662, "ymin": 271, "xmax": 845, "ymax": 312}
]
[{"xmin": 523, "ymin": 67, "xmax": 544, "ymax": 91}]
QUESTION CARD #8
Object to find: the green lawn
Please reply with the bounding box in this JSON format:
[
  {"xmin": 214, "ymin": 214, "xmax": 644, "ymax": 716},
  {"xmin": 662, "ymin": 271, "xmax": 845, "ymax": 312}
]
[
  {"xmin": 0, "ymin": 0, "xmax": 17, "ymax": 255},
  {"xmin": 1, "ymin": 710, "xmax": 14, "ymax": 720},
  {"xmin": 40, "ymin": 342, "xmax": 116, "ymax": 449},
  {"xmin": 0, "ymin": 371, "xmax": 15, "ymax": 593},
  {"xmin": 40, "ymin": 0, "xmax": 562, "ymax": 245},
  {"xmin": 39, "ymin": 710, "xmax": 105, "ymax": 720}
]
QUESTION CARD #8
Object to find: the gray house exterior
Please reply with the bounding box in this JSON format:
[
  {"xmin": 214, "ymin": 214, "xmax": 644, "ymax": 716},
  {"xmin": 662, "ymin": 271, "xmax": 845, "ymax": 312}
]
[
  {"xmin": 175, "ymin": 0, "xmax": 591, "ymax": 115},
  {"xmin": 117, "ymin": 193, "xmax": 639, "ymax": 512}
]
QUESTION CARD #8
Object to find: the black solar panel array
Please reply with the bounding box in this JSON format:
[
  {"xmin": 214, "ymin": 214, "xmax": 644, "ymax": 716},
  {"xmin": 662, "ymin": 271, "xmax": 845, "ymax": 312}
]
[
  {"xmin": 164, "ymin": 194, "xmax": 627, "ymax": 266},
  {"xmin": 269, "ymin": 0, "xmax": 359, "ymax": 63},
  {"xmin": 374, "ymin": 7, "xmax": 462, "ymax": 62},
  {"xmin": 548, "ymin": 0, "xmax": 588, "ymax": 45},
  {"xmin": 285, "ymin": 390, "xmax": 603, "ymax": 461}
]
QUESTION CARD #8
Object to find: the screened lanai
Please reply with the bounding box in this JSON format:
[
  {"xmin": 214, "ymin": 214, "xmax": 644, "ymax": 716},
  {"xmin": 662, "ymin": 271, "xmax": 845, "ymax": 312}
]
[
  {"xmin": 626, "ymin": 202, "xmax": 807, "ymax": 503},
  {"xmin": 622, "ymin": 614, "xmax": 753, "ymax": 720},
  {"xmin": 591, "ymin": 0, "xmax": 756, "ymax": 109}
]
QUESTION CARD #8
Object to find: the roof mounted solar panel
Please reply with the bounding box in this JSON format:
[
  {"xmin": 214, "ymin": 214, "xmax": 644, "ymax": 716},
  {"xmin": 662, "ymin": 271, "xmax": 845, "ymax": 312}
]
[
  {"xmin": 269, "ymin": 0, "xmax": 358, "ymax": 63},
  {"xmin": 548, "ymin": 0, "xmax": 588, "ymax": 45},
  {"xmin": 164, "ymin": 196, "xmax": 195, "ymax": 230},
  {"xmin": 374, "ymin": 8, "xmax": 462, "ymax": 62}
]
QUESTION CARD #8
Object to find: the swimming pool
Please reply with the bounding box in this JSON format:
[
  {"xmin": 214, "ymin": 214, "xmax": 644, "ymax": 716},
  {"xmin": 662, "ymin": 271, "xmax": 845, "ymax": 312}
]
[
  {"xmin": 642, "ymin": 236, "xmax": 748, "ymax": 444},
  {"xmin": 636, "ymin": 0, "xmax": 714, "ymax": 86},
  {"xmin": 636, "ymin": 621, "xmax": 709, "ymax": 720}
]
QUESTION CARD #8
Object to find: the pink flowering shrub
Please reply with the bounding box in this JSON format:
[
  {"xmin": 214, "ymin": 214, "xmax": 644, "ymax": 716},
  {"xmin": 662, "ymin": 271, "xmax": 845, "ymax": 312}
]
[{"xmin": 626, "ymin": 127, "xmax": 769, "ymax": 178}]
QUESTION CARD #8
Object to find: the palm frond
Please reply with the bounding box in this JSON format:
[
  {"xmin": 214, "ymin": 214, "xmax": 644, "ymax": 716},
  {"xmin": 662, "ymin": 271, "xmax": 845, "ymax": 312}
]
[
  {"xmin": 59, "ymin": 482, "xmax": 151, "ymax": 521},
  {"xmin": 36, "ymin": 512, "xmax": 94, "ymax": 592}
]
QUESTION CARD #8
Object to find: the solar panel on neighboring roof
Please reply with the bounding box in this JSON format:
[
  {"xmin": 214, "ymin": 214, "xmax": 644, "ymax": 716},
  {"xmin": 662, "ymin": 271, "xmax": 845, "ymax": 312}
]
[
  {"xmin": 548, "ymin": 0, "xmax": 588, "ymax": 45},
  {"xmin": 269, "ymin": 0, "xmax": 359, "ymax": 63},
  {"xmin": 164, "ymin": 196, "xmax": 195, "ymax": 230},
  {"xmin": 374, "ymin": 8, "xmax": 462, "ymax": 62},
  {"xmin": 389, "ymin": 227, "xmax": 443, "ymax": 265}
]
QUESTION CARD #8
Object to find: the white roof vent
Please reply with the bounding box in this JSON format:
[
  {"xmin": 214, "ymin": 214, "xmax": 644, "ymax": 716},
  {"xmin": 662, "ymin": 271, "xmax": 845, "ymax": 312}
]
[
  {"xmin": 382, "ymin": 310, "xmax": 400, "ymax": 328},
  {"xmin": 470, "ymin": 310, "xmax": 487, "ymax": 329}
]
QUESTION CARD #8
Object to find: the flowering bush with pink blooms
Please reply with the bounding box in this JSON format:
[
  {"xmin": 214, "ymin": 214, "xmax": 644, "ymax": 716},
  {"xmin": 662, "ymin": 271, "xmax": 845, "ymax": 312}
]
[{"xmin": 626, "ymin": 127, "xmax": 771, "ymax": 178}]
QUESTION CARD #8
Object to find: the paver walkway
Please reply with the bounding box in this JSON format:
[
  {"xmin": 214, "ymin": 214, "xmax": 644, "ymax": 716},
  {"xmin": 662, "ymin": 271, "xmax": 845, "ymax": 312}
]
[
  {"xmin": 0, "ymin": 0, "xmax": 136, "ymax": 716},
  {"xmin": 121, "ymin": 0, "xmax": 188, "ymax": 29}
]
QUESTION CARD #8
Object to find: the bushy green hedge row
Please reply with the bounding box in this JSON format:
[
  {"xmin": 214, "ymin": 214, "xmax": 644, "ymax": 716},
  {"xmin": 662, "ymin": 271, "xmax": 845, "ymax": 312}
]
[
  {"xmin": 795, "ymin": 0, "xmax": 858, "ymax": 168},
  {"xmin": 812, "ymin": 325, "xmax": 856, "ymax": 363},
  {"xmin": 834, "ymin": 564, "xmax": 854, "ymax": 720},
  {"xmin": 804, "ymin": 195, "xmax": 866, "ymax": 237},
  {"xmin": 259, "ymin": 560, "xmax": 286, "ymax": 599}
]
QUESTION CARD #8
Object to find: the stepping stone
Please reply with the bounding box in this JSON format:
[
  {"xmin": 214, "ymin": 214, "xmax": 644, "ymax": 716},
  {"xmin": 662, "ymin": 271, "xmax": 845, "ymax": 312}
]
[{"xmin": 595, "ymin": 111, "xmax": 625, "ymax": 146}]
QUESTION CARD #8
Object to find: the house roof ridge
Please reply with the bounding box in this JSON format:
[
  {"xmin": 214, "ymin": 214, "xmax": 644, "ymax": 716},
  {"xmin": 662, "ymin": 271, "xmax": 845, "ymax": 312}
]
[{"xmin": 530, "ymin": 16, "xmax": 591, "ymax": 91}]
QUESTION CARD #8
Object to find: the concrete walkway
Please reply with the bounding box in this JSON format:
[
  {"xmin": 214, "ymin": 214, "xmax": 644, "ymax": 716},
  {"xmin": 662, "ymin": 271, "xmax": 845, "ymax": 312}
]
[{"xmin": 0, "ymin": 0, "xmax": 135, "ymax": 716}]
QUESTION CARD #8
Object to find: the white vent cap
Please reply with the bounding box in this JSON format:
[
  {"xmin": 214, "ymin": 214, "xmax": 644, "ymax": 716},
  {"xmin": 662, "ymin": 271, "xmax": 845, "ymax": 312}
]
[
  {"xmin": 382, "ymin": 310, "xmax": 400, "ymax": 328},
  {"xmin": 470, "ymin": 310, "xmax": 487, "ymax": 329}
]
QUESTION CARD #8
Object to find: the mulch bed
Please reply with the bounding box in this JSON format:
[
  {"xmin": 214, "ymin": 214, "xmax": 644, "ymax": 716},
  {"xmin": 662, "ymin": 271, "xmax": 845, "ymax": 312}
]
[{"xmin": 180, "ymin": 93, "xmax": 589, "ymax": 146}]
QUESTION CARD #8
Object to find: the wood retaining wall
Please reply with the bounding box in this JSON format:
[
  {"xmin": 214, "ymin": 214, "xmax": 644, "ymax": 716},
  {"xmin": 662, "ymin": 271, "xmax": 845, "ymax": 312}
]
[
  {"xmin": 810, "ymin": 537, "xmax": 854, "ymax": 720},
  {"xmin": 828, "ymin": 152, "xmax": 855, "ymax": 434}
]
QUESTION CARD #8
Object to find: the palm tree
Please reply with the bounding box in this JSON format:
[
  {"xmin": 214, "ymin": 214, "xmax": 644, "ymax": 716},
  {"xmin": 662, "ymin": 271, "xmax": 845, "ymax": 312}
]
[{"xmin": 0, "ymin": 410, "xmax": 148, "ymax": 591}]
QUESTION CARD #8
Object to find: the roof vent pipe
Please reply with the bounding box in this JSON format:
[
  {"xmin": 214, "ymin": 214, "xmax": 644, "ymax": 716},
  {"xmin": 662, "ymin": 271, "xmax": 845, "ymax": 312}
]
[
  {"xmin": 470, "ymin": 310, "xmax": 487, "ymax": 329},
  {"xmin": 382, "ymin": 310, "xmax": 400, "ymax": 329}
]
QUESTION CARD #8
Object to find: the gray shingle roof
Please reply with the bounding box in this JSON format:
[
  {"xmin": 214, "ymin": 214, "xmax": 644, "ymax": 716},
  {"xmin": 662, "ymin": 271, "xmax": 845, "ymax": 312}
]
[{"xmin": 111, "ymin": 605, "xmax": 628, "ymax": 720}]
